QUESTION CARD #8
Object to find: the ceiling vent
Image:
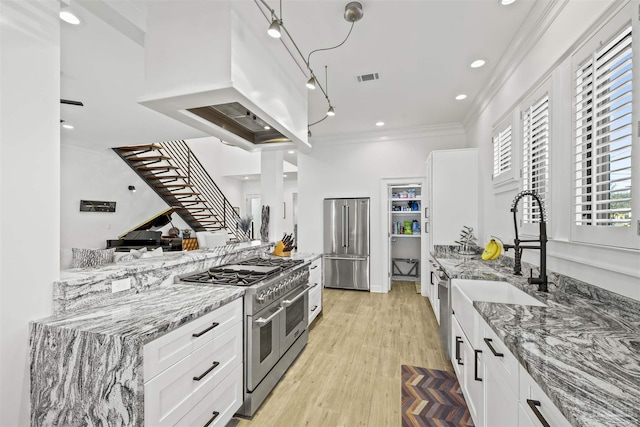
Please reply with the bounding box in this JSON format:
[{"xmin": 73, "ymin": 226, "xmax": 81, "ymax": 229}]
[{"xmin": 356, "ymin": 72, "xmax": 380, "ymax": 83}]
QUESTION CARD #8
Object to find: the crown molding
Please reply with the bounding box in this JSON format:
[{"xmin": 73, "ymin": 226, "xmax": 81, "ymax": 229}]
[
  {"xmin": 310, "ymin": 123, "xmax": 465, "ymax": 146},
  {"xmin": 462, "ymin": 0, "xmax": 570, "ymax": 129}
]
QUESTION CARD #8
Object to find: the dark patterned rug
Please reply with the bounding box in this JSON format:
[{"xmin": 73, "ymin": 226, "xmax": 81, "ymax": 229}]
[{"xmin": 402, "ymin": 365, "xmax": 474, "ymax": 427}]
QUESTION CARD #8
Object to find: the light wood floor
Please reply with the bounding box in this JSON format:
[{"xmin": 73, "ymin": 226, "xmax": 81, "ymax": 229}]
[{"xmin": 234, "ymin": 281, "xmax": 451, "ymax": 427}]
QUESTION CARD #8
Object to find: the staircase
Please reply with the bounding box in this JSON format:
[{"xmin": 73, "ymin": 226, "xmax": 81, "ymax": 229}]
[{"xmin": 114, "ymin": 140, "xmax": 250, "ymax": 242}]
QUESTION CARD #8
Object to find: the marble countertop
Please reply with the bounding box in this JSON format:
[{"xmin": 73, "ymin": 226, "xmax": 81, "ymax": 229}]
[
  {"xmin": 433, "ymin": 252, "xmax": 640, "ymax": 426},
  {"xmin": 33, "ymin": 284, "xmax": 245, "ymax": 344}
]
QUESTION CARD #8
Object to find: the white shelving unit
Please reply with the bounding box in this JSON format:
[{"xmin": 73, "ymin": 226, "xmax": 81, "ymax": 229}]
[{"xmin": 389, "ymin": 185, "xmax": 422, "ymax": 283}]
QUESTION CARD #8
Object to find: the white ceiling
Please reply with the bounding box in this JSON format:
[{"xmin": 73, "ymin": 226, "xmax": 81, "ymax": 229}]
[{"xmin": 60, "ymin": 0, "xmax": 537, "ymax": 150}]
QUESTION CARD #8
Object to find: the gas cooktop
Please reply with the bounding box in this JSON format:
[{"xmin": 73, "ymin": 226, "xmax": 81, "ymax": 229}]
[{"xmin": 180, "ymin": 257, "xmax": 303, "ymax": 286}]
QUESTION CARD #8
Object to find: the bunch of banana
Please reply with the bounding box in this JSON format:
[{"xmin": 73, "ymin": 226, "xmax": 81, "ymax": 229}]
[{"xmin": 481, "ymin": 239, "xmax": 502, "ymax": 260}]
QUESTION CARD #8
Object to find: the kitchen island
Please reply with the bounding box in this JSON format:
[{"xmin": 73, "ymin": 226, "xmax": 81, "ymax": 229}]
[
  {"xmin": 30, "ymin": 284, "xmax": 244, "ymax": 427},
  {"xmin": 431, "ymin": 248, "xmax": 640, "ymax": 427}
]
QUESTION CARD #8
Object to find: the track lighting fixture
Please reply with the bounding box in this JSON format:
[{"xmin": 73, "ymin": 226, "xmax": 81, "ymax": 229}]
[
  {"xmin": 128, "ymin": 185, "xmax": 136, "ymax": 192},
  {"xmin": 268, "ymin": 19, "xmax": 281, "ymax": 38},
  {"xmin": 256, "ymin": 1, "xmax": 363, "ymax": 133},
  {"xmin": 306, "ymin": 76, "xmax": 317, "ymax": 90}
]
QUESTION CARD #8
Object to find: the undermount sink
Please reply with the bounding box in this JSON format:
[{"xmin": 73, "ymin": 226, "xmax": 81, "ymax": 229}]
[{"xmin": 453, "ymin": 279, "xmax": 547, "ymax": 307}]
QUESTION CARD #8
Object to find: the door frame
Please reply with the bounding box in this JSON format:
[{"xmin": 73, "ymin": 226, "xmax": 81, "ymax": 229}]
[{"xmin": 379, "ymin": 177, "xmax": 426, "ymax": 294}]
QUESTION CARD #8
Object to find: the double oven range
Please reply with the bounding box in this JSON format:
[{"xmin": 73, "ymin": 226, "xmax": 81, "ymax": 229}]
[{"xmin": 179, "ymin": 256, "xmax": 310, "ymax": 417}]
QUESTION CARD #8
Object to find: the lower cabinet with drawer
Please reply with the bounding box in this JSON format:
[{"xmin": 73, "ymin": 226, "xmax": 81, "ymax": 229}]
[
  {"xmin": 143, "ymin": 298, "xmax": 243, "ymax": 427},
  {"xmin": 308, "ymin": 258, "xmax": 322, "ymax": 326},
  {"xmin": 451, "ymin": 281, "xmax": 570, "ymax": 427}
]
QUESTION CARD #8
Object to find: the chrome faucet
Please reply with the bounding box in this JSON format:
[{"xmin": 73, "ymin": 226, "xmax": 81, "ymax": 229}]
[{"xmin": 502, "ymin": 190, "xmax": 548, "ymax": 292}]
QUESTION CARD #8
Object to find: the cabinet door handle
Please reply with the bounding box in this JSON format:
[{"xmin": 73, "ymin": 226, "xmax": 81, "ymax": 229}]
[
  {"xmin": 192, "ymin": 322, "xmax": 219, "ymax": 338},
  {"xmin": 310, "ymin": 305, "xmax": 318, "ymax": 312},
  {"xmin": 203, "ymin": 411, "xmax": 220, "ymax": 427},
  {"xmin": 430, "ymin": 271, "xmax": 435, "ymax": 286},
  {"xmin": 526, "ymin": 399, "xmax": 551, "ymax": 427},
  {"xmin": 455, "ymin": 337, "xmax": 464, "ymax": 365},
  {"xmin": 483, "ymin": 338, "xmax": 504, "ymax": 357},
  {"xmin": 193, "ymin": 361, "xmax": 220, "ymax": 381},
  {"xmin": 310, "ymin": 265, "xmax": 318, "ymax": 270},
  {"xmin": 474, "ymin": 349, "xmax": 482, "ymax": 381}
]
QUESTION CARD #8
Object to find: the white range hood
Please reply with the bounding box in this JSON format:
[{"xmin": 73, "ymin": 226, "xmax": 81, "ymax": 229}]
[{"xmin": 139, "ymin": 0, "xmax": 309, "ymax": 152}]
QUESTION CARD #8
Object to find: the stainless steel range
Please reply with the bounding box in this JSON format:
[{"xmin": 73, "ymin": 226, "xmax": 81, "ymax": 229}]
[{"xmin": 179, "ymin": 256, "xmax": 310, "ymax": 417}]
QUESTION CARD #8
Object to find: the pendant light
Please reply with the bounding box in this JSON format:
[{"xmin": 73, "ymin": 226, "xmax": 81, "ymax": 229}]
[
  {"xmin": 325, "ymin": 66, "xmax": 335, "ymax": 117},
  {"xmin": 306, "ymin": 76, "xmax": 317, "ymax": 90}
]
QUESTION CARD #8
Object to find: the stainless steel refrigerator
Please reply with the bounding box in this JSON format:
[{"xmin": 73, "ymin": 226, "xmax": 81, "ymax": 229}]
[{"xmin": 323, "ymin": 197, "xmax": 370, "ymax": 291}]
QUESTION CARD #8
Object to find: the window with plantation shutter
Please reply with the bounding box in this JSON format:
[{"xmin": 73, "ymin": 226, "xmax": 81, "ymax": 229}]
[
  {"xmin": 493, "ymin": 124, "xmax": 513, "ymax": 180},
  {"xmin": 574, "ymin": 24, "xmax": 632, "ymax": 229},
  {"xmin": 522, "ymin": 94, "xmax": 550, "ymax": 224}
]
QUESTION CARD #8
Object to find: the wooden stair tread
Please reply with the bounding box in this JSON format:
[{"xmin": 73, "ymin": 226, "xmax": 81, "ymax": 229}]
[
  {"xmin": 136, "ymin": 165, "xmax": 179, "ymax": 171},
  {"xmin": 117, "ymin": 143, "xmax": 163, "ymax": 151},
  {"xmin": 165, "ymin": 192, "xmax": 202, "ymax": 196},
  {"xmin": 125, "ymin": 155, "xmax": 171, "ymax": 162},
  {"xmin": 146, "ymin": 175, "xmax": 188, "ymax": 180},
  {"xmin": 188, "ymin": 214, "xmax": 219, "ymax": 217},
  {"xmin": 154, "ymin": 183, "xmax": 195, "ymax": 188}
]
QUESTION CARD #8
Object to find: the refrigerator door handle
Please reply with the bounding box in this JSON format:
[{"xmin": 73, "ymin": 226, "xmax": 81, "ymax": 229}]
[
  {"xmin": 345, "ymin": 205, "xmax": 350, "ymax": 247},
  {"xmin": 341, "ymin": 205, "xmax": 346, "ymax": 247},
  {"xmin": 324, "ymin": 255, "xmax": 368, "ymax": 261}
]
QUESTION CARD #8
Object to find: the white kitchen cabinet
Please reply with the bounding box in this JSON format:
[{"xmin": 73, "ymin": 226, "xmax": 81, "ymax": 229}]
[
  {"xmin": 452, "ymin": 309, "xmax": 484, "ymax": 427},
  {"xmin": 518, "ymin": 365, "xmax": 571, "ymax": 427},
  {"xmin": 424, "ymin": 148, "xmax": 478, "ymax": 253},
  {"xmin": 450, "ymin": 279, "xmax": 567, "ymax": 427},
  {"xmin": 308, "ymin": 258, "xmax": 322, "ymax": 326},
  {"xmin": 143, "ymin": 298, "xmax": 243, "ymax": 427}
]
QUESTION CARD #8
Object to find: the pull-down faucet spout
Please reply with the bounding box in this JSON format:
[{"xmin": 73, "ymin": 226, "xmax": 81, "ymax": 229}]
[{"xmin": 502, "ymin": 190, "xmax": 548, "ymax": 292}]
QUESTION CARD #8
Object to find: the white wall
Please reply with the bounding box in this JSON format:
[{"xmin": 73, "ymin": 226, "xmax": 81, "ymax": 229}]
[
  {"xmin": 242, "ymin": 178, "xmax": 298, "ymax": 239},
  {"xmin": 60, "ymin": 144, "xmax": 190, "ymax": 268},
  {"xmin": 186, "ymin": 137, "xmax": 251, "ymax": 209},
  {"xmin": 467, "ymin": 0, "xmax": 639, "ymax": 300},
  {"xmin": 0, "ymin": 1, "xmax": 60, "ymax": 424},
  {"xmin": 297, "ymin": 126, "xmax": 466, "ymax": 292}
]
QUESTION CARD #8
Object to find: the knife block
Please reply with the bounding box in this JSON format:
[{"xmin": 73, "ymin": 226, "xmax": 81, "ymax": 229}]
[{"xmin": 272, "ymin": 241, "xmax": 291, "ymax": 257}]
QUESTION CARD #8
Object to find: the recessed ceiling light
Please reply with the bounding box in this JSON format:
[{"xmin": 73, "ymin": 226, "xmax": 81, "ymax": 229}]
[
  {"xmin": 264, "ymin": 125, "xmax": 271, "ymax": 130},
  {"xmin": 500, "ymin": 0, "xmax": 516, "ymax": 5},
  {"xmin": 62, "ymin": 123, "xmax": 74, "ymax": 129},
  {"xmin": 283, "ymin": 174, "xmax": 288, "ymax": 178},
  {"xmin": 59, "ymin": 9, "xmax": 80, "ymax": 25},
  {"xmin": 470, "ymin": 59, "xmax": 486, "ymax": 68},
  {"xmin": 376, "ymin": 121, "xmax": 385, "ymax": 127},
  {"xmin": 288, "ymin": 150, "xmax": 294, "ymax": 154},
  {"xmin": 455, "ymin": 94, "xmax": 467, "ymax": 100},
  {"xmin": 244, "ymin": 176, "xmax": 249, "ymax": 180}
]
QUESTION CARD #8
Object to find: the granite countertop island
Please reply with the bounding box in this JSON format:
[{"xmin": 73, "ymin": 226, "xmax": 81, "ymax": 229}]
[
  {"xmin": 431, "ymin": 250, "xmax": 640, "ymax": 427},
  {"xmin": 30, "ymin": 284, "xmax": 245, "ymax": 427}
]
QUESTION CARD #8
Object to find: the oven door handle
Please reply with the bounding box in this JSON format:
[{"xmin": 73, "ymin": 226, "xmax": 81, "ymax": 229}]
[
  {"xmin": 281, "ymin": 288, "xmax": 309, "ymax": 307},
  {"xmin": 255, "ymin": 307, "xmax": 283, "ymax": 325}
]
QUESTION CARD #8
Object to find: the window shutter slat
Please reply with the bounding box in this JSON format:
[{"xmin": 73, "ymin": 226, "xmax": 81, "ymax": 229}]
[{"xmin": 573, "ymin": 24, "xmax": 633, "ymax": 228}]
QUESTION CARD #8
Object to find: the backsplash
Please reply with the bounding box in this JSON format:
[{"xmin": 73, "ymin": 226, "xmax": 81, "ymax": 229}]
[
  {"xmin": 53, "ymin": 242, "xmax": 272, "ymax": 314},
  {"xmin": 432, "ymin": 244, "xmax": 638, "ymax": 310}
]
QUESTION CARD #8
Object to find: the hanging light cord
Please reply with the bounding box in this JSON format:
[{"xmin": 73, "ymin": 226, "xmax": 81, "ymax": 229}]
[{"xmin": 307, "ymin": 21, "xmax": 354, "ymax": 65}]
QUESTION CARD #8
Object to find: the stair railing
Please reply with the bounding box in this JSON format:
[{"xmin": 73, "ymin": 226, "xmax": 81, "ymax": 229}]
[{"xmin": 161, "ymin": 140, "xmax": 249, "ymax": 241}]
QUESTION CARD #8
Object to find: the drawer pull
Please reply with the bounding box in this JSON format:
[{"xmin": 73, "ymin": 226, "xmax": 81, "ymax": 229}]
[
  {"xmin": 192, "ymin": 322, "xmax": 219, "ymax": 338},
  {"xmin": 193, "ymin": 361, "xmax": 220, "ymax": 381},
  {"xmin": 310, "ymin": 305, "xmax": 318, "ymax": 312},
  {"xmin": 455, "ymin": 337, "xmax": 464, "ymax": 365},
  {"xmin": 474, "ymin": 349, "xmax": 482, "ymax": 381},
  {"xmin": 526, "ymin": 399, "xmax": 551, "ymax": 427},
  {"xmin": 483, "ymin": 338, "xmax": 504, "ymax": 357},
  {"xmin": 310, "ymin": 265, "xmax": 319, "ymax": 270},
  {"xmin": 203, "ymin": 411, "xmax": 220, "ymax": 427}
]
